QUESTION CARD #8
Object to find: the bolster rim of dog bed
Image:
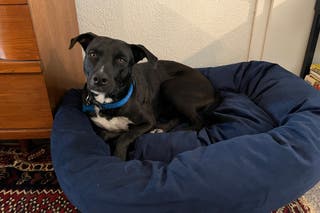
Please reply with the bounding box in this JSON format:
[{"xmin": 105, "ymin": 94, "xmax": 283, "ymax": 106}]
[{"xmin": 51, "ymin": 61, "xmax": 320, "ymax": 213}]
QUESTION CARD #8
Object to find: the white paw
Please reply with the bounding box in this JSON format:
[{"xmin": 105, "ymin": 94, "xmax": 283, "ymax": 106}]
[{"xmin": 150, "ymin": 128, "xmax": 164, "ymax": 134}]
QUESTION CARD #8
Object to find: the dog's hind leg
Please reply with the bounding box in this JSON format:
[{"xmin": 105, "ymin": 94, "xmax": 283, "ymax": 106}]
[
  {"xmin": 178, "ymin": 108, "xmax": 204, "ymax": 131},
  {"xmin": 160, "ymin": 78, "xmax": 214, "ymax": 131},
  {"xmin": 154, "ymin": 117, "xmax": 181, "ymax": 132}
]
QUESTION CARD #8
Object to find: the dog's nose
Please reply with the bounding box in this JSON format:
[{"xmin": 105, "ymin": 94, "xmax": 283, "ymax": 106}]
[{"xmin": 92, "ymin": 73, "xmax": 108, "ymax": 86}]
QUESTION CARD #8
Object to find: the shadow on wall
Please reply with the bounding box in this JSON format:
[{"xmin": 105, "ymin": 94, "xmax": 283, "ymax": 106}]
[
  {"xmin": 76, "ymin": 0, "xmax": 257, "ymax": 67},
  {"xmin": 186, "ymin": 0, "xmax": 313, "ymax": 76},
  {"xmin": 76, "ymin": 0, "xmax": 311, "ymax": 74},
  {"xmin": 182, "ymin": 1, "xmax": 256, "ymax": 67},
  {"xmin": 152, "ymin": 0, "xmax": 257, "ymax": 68}
]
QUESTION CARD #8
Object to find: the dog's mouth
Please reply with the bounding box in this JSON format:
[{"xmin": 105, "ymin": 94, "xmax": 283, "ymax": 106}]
[
  {"xmin": 86, "ymin": 79, "xmax": 133, "ymax": 105},
  {"xmin": 87, "ymin": 82, "xmax": 105, "ymax": 91},
  {"xmin": 87, "ymin": 85, "xmax": 127, "ymax": 104},
  {"xmin": 90, "ymin": 90, "xmax": 114, "ymax": 104},
  {"xmin": 87, "ymin": 83, "xmax": 114, "ymax": 95}
]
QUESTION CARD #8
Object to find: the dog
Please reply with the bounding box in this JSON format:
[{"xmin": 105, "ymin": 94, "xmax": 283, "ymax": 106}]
[{"xmin": 69, "ymin": 32, "xmax": 220, "ymax": 160}]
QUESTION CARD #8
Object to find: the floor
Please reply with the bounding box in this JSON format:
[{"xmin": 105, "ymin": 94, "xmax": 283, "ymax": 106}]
[{"xmin": 305, "ymin": 182, "xmax": 320, "ymax": 212}]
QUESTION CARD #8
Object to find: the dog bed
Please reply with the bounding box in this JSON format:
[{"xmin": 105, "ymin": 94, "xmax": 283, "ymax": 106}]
[{"xmin": 51, "ymin": 61, "xmax": 320, "ymax": 213}]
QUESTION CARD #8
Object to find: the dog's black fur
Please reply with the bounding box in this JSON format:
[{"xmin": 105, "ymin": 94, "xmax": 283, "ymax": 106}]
[{"xmin": 69, "ymin": 32, "xmax": 220, "ymax": 160}]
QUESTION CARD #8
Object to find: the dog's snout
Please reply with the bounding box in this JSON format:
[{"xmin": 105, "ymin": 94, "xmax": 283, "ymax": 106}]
[{"xmin": 91, "ymin": 73, "xmax": 108, "ymax": 86}]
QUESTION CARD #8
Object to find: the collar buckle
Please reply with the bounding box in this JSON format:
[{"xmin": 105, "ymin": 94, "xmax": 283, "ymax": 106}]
[{"xmin": 82, "ymin": 83, "xmax": 134, "ymax": 113}]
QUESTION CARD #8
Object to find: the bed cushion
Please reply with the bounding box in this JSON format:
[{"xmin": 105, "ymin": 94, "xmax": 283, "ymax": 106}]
[{"xmin": 51, "ymin": 61, "xmax": 320, "ymax": 213}]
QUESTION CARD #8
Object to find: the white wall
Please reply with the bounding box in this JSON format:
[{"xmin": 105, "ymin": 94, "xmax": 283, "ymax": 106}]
[
  {"xmin": 262, "ymin": 0, "xmax": 315, "ymax": 75},
  {"xmin": 75, "ymin": 0, "xmax": 316, "ymax": 75}
]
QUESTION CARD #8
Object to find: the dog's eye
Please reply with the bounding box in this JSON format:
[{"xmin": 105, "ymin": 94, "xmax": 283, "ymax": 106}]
[
  {"xmin": 88, "ymin": 51, "xmax": 97, "ymax": 58},
  {"xmin": 116, "ymin": 57, "xmax": 127, "ymax": 64}
]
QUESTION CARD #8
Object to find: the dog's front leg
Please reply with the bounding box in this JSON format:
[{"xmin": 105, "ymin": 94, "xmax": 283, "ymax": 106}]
[
  {"xmin": 99, "ymin": 130, "xmax": 121, "ymax": 141},
  {"xmin": 113, "ymin": 122, "xmax": 153, "ymax": 160}
]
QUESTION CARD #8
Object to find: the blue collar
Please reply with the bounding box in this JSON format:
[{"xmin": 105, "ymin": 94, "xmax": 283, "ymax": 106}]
[{"xmin": 83, "ymin": 83, "xmax": 134, "ymax": 113}]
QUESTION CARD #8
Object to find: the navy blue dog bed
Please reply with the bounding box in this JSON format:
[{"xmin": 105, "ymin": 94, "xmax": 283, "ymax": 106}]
[{"xmin": 51, "ymin": 61, "xmax": 320, "ymax": 213}]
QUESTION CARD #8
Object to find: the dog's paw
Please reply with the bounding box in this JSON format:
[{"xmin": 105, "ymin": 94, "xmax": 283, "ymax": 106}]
[{"xmin": 150, "ymin": 128, "xmax": 164, "ymax": 134}]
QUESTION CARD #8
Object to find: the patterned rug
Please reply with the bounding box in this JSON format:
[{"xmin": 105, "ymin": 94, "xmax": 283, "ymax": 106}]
[
  {"xmin": 0, "ymin": 144, "xmax": 77, "ymax": 212},
  {"xmin": 272, "ymin": 198, "xmax": 311, "ymax": 213},
  {"xmin": 0, "ymin": 143, "xmax": 312, "ymax": 213}
]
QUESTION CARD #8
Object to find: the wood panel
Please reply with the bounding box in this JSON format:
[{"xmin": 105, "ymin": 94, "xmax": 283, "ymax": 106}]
[
  {"xmin": 0, "ymin": 74, "xmax": 52, "ymax": 130},
  {"xmin": 0, "ymin": 61, "xmax": 41, "ymax": 73},
  {"xmin": 0, "ymin": 129, "xmax": 51, "ymax": 140},
  {"xmin": 0, "ymin": 0, "xmax": 27, "ymax": 4},
  {"xmin": 0, "ymin": 5, "xmax": 39, "ymax": 60},
  {"xmin": 28, "ymin": 0, "xmax": 85, "ymax": 109}
]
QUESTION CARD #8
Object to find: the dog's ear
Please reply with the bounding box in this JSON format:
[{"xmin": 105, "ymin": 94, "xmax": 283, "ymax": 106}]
[
  {"xmin": 130, "ymin": 44, "xmax": 158, "ymax": 64},
  {"xmin": 69, "ymin": 32, "xmax": 97, "ymax": 50}
]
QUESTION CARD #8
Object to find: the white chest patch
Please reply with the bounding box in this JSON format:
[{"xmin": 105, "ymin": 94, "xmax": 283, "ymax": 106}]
[
  {"xmin": 89, "ymin": 90, "xmax": 133, "ymax": 132},
  {"xmin": 91, "ymin": 115, "xmax": 133, "ymax": 132}
]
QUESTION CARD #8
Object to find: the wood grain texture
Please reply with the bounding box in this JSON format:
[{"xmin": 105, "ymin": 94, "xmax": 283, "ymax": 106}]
[
  {"xmin": 0, "ymin": 5, "xmax": 39, "ymax": 60},
  {"xmin": 0, "ymin": 61, "xmax": 41, "ymax": 73},
  {"xmin": 28, "ymin": 0, "xmax": 85, "ymax": 109},
  {"xmin": 0, "ymin": 0, "xmax": 27, "ymax": 4},
  {"xmin": 0, "ymin": 129, "xmax": 51, "ymax": 140},
  {"xmin": 0, "ymin": 74, "xmax": 52, "ymax": 130}
]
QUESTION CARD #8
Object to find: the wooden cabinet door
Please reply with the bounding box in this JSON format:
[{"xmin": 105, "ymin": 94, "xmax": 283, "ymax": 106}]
[{"xmin": 0, "ymin": 5, "xmax": 39, "ymax": 60}]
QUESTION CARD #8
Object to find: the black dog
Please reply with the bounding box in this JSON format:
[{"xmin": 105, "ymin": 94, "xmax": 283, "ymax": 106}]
[{"xmin": 69, "ymin": 32, "xmax": 219, "ymax": 160}]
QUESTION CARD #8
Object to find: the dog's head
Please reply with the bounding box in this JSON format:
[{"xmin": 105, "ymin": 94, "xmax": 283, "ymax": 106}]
[{"xmin": 69, "ymin": 32, "xmax": 158, "ymax": 100}]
